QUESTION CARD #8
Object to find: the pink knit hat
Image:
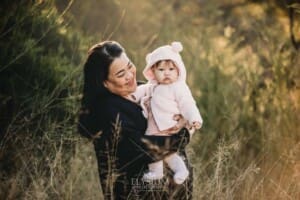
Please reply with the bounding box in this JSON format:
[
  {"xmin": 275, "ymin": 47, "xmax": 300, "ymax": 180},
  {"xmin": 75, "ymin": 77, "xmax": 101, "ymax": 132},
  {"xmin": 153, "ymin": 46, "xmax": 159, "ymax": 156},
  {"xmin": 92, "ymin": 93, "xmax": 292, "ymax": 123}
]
[{"xmin": 143, "ymin": 41, "xmax": 187, "ymax": 82}]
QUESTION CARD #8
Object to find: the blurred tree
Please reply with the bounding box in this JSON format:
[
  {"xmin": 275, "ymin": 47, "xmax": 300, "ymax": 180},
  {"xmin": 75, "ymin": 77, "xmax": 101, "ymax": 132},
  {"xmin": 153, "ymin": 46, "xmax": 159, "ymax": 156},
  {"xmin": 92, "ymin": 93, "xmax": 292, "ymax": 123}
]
[
  {"xmin": 287, "ymin": 0, "xmax": 300, "ymax": 50},
  {"xmin": 55, "ymin": 0, "xmax": 121, "ymax": 37},
  {"xmin": 248, "ymin": 0, "xmax": 300, "ymax": 50},
  {"xmin": 0, "ymin": 1, "xmax": 83, "ymax": 197},
  {"xmin": 0, "ymin": 0, "xmax": 81, "ymax": 137}
]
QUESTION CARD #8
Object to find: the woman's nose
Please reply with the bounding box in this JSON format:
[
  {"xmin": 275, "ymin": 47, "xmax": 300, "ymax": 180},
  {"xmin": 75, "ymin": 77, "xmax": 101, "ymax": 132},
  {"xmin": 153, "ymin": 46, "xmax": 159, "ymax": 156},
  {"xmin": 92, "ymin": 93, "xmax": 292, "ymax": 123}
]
[{"xmin": 125, "ymin": 70, "xmax": 134, "ymax": 79}]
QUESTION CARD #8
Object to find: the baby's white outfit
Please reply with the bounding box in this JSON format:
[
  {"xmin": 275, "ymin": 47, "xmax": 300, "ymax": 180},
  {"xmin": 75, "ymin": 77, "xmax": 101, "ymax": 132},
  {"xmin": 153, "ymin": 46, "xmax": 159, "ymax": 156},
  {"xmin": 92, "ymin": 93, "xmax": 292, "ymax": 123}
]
[{"xmin": 132, "ymin": 42, "xmax": 203, "ymax": 184}]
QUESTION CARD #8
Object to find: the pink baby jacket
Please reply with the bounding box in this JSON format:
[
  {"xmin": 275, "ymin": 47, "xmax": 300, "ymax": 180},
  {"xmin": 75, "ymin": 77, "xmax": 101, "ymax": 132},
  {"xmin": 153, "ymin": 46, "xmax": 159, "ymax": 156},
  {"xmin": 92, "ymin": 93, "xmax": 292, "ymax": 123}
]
[
  {"xmin": 134, "ymin": 81, "xmax": 203, "ymax": 135},
  {"xmin": 133, "ymin": 41, "xmax": 203, "ymax": 135}
]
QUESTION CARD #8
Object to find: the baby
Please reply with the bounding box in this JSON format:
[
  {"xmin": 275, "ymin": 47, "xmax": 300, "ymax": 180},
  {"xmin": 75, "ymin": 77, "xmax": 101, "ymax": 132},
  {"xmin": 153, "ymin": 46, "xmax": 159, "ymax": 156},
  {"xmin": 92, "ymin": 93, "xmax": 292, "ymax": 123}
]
[{"xmin": 133, "ymin": 42, "xmax": 203, "ymax": 184}]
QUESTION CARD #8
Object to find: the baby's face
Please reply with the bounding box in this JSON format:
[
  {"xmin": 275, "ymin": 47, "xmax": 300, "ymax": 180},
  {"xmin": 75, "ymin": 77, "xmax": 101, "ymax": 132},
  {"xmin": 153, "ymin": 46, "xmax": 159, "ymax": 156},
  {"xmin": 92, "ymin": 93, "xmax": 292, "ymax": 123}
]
[{"xmin": 152, "ymin": 60, "xmax": 179, "ymax": 84}]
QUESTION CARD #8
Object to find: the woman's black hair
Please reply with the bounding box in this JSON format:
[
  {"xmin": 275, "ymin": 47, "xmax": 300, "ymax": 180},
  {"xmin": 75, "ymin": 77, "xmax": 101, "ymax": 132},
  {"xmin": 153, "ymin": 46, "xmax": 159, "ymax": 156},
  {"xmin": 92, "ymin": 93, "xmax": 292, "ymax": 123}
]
[{"xmin": 78, "ymin": 41, "xmax": 124, "ymax": 138}]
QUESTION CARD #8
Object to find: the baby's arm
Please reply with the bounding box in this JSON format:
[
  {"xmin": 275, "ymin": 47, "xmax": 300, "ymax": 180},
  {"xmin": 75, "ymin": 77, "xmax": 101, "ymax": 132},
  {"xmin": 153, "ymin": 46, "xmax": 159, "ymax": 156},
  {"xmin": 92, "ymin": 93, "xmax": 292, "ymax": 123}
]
[
  {"xmin": 131, "ymin": 83, "xmax": 152, "ymax": 103},
  {"xmin": 131, "ymin": 83, "xmax": 154, "ymax": 118},
  {"xmin": 174, "ymin": 82, "xmax": 203, "ymax": 129}
]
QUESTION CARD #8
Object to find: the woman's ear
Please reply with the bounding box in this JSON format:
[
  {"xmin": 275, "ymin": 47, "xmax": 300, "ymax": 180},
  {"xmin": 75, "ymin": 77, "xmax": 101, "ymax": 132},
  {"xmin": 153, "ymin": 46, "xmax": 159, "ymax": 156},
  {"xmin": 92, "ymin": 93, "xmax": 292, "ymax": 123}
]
[
  {"xmin": 103, "ymin": 80, "xmax": 114, "ymax": 91},
  {"xmin": 103, "ymin": 80, "xmax": 108, "ymax": 88}
]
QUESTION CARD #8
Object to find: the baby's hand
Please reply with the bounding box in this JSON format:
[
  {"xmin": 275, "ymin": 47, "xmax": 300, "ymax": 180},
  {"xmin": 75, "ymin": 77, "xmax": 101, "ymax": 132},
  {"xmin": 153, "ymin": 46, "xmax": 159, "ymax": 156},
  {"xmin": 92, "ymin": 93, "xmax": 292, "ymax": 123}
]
[
  {"xmin": 192, "ymin": 121, "xmax": 202, "ymax": 130},
  {"xmin": 163, "ymin": 114, "xmax": 187, "ymax": 134},
  {"xmin": 186, "ymin": 121, "xmax": 201, "ymax": 137}
]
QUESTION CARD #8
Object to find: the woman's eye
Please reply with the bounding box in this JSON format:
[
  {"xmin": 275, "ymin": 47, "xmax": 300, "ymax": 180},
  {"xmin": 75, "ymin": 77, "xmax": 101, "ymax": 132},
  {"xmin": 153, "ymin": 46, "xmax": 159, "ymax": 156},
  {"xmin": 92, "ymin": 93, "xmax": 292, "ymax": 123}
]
[{"xmin": 117, "ymin": 73, "xmax": 125, "ymax": 78}]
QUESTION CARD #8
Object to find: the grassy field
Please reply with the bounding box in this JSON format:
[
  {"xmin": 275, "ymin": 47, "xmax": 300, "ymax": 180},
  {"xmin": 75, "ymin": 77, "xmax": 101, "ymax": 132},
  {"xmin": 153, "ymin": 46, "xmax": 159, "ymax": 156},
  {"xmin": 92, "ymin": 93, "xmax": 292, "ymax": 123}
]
[{"xmin": 0, "ymin": 0, "xmax": 299, "ymax": 199}]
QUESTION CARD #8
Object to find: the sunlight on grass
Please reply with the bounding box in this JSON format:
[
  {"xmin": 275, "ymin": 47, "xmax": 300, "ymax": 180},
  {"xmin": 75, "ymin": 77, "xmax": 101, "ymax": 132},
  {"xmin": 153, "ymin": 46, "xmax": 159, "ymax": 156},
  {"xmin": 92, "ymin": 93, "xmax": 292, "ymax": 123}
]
[{"xmin": 1, "ymin": 0, "xmax": 299, "ymax": 199}]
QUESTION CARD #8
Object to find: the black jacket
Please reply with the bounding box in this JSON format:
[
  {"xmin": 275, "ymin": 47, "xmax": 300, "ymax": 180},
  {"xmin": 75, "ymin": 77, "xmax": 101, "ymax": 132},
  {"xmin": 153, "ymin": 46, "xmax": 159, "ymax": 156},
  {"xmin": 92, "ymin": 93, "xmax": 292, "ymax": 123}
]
[{"xmin": 78, "ymin": 91, "xmax": 193, "ymax": 199}]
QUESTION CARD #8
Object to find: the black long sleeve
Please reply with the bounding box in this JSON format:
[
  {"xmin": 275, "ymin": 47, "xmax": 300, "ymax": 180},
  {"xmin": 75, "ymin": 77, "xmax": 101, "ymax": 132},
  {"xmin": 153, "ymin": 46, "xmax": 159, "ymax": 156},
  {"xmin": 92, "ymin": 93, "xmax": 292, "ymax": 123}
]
[
  {"xmin": 105, "ymin": 97, "xmax": 190, "ymax": 165},
  {"xmin": 81, "ymin": 92, "xmax": 194, "ymax": 199}
]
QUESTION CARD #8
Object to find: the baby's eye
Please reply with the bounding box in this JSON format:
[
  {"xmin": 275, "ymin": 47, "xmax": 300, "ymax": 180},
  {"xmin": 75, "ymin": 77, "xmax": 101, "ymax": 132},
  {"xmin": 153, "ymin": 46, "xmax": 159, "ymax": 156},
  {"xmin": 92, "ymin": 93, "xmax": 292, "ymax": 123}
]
[{"xmin": 158, "ymin": 68, "xmax": 164, "ymax": 71}]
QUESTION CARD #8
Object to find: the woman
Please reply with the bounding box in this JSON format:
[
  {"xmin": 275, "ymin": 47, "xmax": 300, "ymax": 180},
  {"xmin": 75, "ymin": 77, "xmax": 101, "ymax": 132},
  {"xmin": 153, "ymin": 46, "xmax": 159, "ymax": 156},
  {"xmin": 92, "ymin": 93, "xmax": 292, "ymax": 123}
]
[{"xmin": 78, "ymin": 41, "xmax": 193, "ymax": 199}]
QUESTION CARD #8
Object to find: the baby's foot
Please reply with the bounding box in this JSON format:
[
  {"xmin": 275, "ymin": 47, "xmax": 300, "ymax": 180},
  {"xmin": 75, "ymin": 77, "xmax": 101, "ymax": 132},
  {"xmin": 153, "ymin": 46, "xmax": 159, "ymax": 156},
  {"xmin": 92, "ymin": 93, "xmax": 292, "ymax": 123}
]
[
  {"xmin": 174, "ymin": 169, "xmax": 189, "ymax": 184},
  {"xmin": 142, "ymin": 172, "xmax": 163, "ymax": 182}
]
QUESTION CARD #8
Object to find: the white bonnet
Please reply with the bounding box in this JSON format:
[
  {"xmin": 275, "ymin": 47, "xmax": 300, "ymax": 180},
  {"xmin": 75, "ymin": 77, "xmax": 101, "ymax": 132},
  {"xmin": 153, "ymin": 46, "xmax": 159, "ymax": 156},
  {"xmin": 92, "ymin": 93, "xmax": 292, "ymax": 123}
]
[{"xmin": 143, "ymin": 41, "xmax": 186, "ymax": 82}]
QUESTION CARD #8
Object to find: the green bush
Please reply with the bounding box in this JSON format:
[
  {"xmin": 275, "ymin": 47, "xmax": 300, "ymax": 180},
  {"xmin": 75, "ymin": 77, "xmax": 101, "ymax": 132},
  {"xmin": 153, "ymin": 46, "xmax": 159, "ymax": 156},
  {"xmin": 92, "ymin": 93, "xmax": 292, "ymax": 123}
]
[{"xmin": 0, "ymin": 1, "xmax": 84, "ymax": 198}]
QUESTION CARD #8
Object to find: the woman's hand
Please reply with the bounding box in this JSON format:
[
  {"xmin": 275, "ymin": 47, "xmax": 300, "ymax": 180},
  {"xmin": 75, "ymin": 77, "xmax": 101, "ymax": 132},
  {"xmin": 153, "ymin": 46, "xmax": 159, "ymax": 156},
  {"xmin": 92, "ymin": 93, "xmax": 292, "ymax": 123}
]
[{"xmin": 161, "ymin": 114, "xmax": 187, "ymax": 135}]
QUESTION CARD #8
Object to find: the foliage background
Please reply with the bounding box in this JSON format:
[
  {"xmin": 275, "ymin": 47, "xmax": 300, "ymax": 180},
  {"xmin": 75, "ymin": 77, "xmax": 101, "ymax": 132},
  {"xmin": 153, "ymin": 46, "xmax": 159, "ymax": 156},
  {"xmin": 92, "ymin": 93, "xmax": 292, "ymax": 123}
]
[{"xmin": 0, "ymin": 0, "xmax": 299, "ymax": 199}]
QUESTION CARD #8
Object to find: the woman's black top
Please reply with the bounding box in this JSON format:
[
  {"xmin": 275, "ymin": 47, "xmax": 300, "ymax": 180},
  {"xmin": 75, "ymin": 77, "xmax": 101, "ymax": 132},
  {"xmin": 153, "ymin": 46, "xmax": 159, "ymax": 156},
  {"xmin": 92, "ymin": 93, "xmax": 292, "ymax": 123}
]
[{"xmin": 78, "ymin": 91, "xmax": 193, "ymax": 199}]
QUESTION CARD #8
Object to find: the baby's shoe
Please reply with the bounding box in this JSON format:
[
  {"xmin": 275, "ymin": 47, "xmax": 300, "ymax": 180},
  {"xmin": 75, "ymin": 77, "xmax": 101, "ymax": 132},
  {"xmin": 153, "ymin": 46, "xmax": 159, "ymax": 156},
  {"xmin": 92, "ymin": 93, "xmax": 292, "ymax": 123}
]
[
  {"xmin": 173, "ymin": 169, "xmax": 189, "ymax": 184},
  {"xmin": 142, "ymin": 171, "xmax": 163, "ymax": 182}
]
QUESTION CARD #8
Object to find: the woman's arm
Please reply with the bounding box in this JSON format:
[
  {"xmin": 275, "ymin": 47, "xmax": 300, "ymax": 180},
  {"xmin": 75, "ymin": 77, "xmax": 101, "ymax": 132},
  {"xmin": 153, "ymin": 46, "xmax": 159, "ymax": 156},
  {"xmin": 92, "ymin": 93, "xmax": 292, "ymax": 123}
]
[
  {"xmin": 141, "ymin": 128, "xmax": 190, "ymax": 160},
  {"xmin": 105, "ymin": 95, "xmax": 191, "ymax": 164},
  {"xmin": 119, "ymin": 122, "xmax": 190, "ymax": 163}
]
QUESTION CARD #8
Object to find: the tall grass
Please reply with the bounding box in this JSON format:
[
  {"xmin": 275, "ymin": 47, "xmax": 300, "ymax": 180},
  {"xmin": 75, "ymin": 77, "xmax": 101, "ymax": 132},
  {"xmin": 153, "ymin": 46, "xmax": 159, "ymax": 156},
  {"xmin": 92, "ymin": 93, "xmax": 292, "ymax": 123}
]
[{"xmin": 1, "ymin": 0, "xmax": 299, "ymax": 199}]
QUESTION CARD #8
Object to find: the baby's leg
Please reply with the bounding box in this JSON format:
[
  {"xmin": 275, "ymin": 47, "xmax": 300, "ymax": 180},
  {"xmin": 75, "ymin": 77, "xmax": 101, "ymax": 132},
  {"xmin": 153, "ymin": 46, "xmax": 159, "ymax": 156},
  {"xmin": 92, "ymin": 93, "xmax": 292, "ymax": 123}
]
[
  {"xmin": 142, "ymin": 160, "xmax": 163, "ymax": 181},
  {"xmin": 164, "ymin": 153, "xmax": 189, "ymax": 184}
]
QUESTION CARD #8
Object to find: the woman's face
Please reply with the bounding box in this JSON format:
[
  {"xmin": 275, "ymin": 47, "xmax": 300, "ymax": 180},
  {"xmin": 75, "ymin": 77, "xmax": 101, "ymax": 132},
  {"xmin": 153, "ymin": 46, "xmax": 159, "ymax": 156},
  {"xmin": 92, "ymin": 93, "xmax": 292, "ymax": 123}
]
[{"xmin": 104, "ymin": 52, "xmax": 137, "ymax": 97}]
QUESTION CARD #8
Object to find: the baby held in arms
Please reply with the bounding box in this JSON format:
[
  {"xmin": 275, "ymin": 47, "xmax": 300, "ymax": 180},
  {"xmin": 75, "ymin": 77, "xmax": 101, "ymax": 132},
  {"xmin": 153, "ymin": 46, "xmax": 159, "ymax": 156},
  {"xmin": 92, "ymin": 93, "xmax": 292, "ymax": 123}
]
[{"xmin": 132, "ymin": 41, "xmax": 203, "ymax": 184}]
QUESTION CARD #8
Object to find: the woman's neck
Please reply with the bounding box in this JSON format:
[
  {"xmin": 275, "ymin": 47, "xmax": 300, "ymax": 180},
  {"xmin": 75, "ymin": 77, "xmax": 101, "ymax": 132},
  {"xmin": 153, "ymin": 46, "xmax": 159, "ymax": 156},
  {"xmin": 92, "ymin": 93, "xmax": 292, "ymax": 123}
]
[{"xmin": 123, "ymin": 94, "xmax": 136, "ymax": 102}]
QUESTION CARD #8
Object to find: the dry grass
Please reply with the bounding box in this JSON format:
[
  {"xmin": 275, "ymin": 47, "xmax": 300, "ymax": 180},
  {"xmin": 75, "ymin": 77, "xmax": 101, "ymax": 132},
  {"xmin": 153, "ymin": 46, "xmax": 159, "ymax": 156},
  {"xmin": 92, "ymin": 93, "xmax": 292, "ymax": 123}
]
[{"xmin": 1, "ymin": 0, "xmax": 300, "ymax": 199}]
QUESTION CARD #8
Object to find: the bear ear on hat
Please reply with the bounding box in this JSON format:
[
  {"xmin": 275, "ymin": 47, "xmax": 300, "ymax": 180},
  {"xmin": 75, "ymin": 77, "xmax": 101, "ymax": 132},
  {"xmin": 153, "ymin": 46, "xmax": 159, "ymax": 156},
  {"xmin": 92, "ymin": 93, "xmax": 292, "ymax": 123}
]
[
  {"xmin": 146, "ymin": 53, "xmax": 152, "ymax": 63},
  {"xmin": 171, "ymin": 41, "xmax": 183, "ymax": 53}
]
